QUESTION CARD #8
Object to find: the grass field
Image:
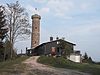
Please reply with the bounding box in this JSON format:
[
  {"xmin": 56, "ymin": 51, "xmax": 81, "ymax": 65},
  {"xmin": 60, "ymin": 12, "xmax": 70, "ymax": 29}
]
[
  {"xmin": 38, "ymin": 56, "xmax": 100, "ymax": 75},
  {"xmin": 0, "ymin": 56, "xmax": 29, "ymax": 74}
]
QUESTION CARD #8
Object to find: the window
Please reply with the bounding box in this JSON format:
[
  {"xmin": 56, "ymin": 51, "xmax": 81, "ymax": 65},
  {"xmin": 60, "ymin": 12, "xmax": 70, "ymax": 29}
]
[
  {"xmin": 34, "ymin": 41, "xmax": 36, "ymax": 44},
  {"xmin": 35, "ymin": 27, "xmax": 37, "ymax": 29}
]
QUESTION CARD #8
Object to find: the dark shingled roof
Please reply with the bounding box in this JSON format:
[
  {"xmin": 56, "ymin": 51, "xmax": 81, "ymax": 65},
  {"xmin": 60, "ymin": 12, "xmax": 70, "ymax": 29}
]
[{"xmin": 34, "ymin": 39, "xmax": 76, "ymax": 49}]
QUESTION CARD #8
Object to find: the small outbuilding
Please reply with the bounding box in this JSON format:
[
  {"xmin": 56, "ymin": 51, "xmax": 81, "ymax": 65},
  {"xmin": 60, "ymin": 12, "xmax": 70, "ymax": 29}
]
[{"xmin": 67, "ymin": 51, "xmax": 81, "ymax": 63}]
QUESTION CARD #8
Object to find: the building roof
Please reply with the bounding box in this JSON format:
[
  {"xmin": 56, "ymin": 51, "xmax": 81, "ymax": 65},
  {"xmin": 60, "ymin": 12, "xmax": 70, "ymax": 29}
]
[
  {"xmin": 34, "ymin": 39, "xmax": 76, "ymax": 49},
  {"xmin": 43, "ymin": 39, "xmax": 75, "ymax": 45},
  {"xmin": 28, "ymin": 39, "xmax": 76, "ymax": 51},
  {"xmin": 31, "ymin": 14, "xmax": 41, "ymax": 19}
]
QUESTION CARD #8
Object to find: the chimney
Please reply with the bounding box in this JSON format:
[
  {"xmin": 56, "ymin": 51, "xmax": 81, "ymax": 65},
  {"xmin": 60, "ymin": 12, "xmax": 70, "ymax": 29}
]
[
  {"xmin": 56, "ymin": 37, "xmax": 59, "ymax": 40},
  {"xmin": 50, "ymin": 37, "xmax": 53, "ymax": 42}
]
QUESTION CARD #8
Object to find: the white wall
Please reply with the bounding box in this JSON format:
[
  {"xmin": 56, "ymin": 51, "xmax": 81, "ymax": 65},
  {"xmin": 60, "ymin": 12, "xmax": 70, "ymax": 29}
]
[{"xmin": 69, "ymin": 54, "xmax": 81, "ymax": 63}]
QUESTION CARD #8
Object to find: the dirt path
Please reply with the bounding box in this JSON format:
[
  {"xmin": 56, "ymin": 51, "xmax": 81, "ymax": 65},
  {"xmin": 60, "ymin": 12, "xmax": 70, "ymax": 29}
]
[{"xmin": 23, "ymin": 56, "xmax": 91, "ymax": 75}]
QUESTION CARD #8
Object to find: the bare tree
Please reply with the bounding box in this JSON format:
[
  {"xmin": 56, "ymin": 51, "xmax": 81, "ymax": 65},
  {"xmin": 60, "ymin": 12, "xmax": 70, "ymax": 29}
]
[{"xmin": 5, "ymin": 1, "xmax": 31, "ymax": 58}]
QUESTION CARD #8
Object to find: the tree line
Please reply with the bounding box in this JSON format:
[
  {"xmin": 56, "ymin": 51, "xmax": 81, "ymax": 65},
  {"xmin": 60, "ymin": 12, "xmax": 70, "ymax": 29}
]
[{"xmin": 0, "ymin": 1, "xmax": 31, "ymax": 61}]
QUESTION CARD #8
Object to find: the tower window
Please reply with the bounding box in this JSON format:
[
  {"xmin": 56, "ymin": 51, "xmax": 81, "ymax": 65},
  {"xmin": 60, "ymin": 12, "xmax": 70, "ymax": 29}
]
[
  {"xmin": 35, "ymin": 27, "xmax": 37, "ymax": 29},
  {"xmin": 35, "ymin": 41, "xmax": 36, "ymax": 44}
]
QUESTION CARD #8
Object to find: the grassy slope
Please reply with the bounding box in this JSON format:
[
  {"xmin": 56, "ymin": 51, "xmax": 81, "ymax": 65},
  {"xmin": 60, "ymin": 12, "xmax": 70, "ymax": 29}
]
[
  {"xmin": 0, "ymin": 56, "xmax": 29, "ymax": 74},
  {"xmin": 38, "ymin": 56, "xmax": 100, "ymax": 75}
]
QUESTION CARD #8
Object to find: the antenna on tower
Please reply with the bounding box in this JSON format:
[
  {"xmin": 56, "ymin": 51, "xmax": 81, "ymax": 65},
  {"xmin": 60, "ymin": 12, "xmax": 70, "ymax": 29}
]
[
  {"xmin": 35, "ymin": 8, "xmax": 37, "ymax": 10},
  {"xmin": 34, "ymin": 8, "xmax": 39, "ymax": 15}
]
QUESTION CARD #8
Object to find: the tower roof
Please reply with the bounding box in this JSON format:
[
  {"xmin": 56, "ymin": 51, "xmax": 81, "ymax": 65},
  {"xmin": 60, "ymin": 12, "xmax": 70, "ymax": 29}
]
[{"xmin": 31, "ymin": 14, "xmax": 41, "ymax": 19}]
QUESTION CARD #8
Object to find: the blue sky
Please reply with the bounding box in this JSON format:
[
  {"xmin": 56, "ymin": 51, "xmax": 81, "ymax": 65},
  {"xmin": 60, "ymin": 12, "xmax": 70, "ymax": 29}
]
[{"xmin": 0, "ymin": 0, "xmax": 100, "ymax": 61}]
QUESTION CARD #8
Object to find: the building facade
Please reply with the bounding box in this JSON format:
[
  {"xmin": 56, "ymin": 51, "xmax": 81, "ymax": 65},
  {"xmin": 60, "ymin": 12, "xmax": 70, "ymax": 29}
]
[
  {"xmin": 31, "ymin": 14, "xmax": 41, "ymax": 48},
  {"xmin": 29, "ymin": 39, "xmax": 76, "ymax": 56}
]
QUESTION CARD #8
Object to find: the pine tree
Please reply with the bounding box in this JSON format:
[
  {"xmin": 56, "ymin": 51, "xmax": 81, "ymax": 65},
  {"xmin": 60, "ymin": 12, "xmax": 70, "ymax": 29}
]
[
  {"xmin": 0, "ymin": 5, "xmax": 8, "ymax": 61},
  {"xmin": 0, "ymin": 6, "xmax": 8, "ymax": 42},
  {"xmin": 88, "ymin": 57, "xmax": 93, "ymax": 63},
  {"xmin": 84, "ymin": 52, "xmax": 88, "ymax": 60}
]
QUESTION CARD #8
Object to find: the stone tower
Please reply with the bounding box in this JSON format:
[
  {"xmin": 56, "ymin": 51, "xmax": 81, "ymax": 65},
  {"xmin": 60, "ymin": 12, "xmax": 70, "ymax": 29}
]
[{"xmin": 31, "ymin": 14, "xmax": 41, "ymax": 48}]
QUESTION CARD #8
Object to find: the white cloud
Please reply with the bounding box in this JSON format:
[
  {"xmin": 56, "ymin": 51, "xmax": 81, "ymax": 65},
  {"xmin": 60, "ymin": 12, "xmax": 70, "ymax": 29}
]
[
  {"xmin": 26, "ymin": 5, "xmax": 40, "ymax": 15},
  {"xmin": 33, "ymin": 0, "xmax": 47, "ymax": 3},
  {"xmin": 41, "ymin": 27, "xmax": 50, "ymax": 43},
  {"xmin": 39, "ymin": 7, "xmax": 50, "ymax": 15},
  {"xmin": 47, "ymin": 0, "xmax": 74, "ymax": 17},
  {"xmin": 0, "ymin": 2, "xmax": 4, "ymax": 5},
  {"xmin": 65, "ymin": 16, "xmax": 73, "ymax": 19},
  {"xmin": 26, "ymin": 5, "xmax": 50, "ymax": 16},
  {"xmin": 80, "ymin": 3, "xmax": 91, "ymax": 11},
  {"xmin": 69, "ymin": 22, "xmax": 100, "ymax": 36}
]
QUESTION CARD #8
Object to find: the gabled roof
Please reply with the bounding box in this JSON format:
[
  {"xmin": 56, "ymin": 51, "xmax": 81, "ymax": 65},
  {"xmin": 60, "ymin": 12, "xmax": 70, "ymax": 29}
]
[
  {"xmin": 42, "ymin": 39, "xmax": 75, "ymax": 45},
  {"xmin": 27, "ymin": 39, "xmax": 76, "ymax": 51},
  {"xmin": 34, "ymin": 39, "xmax": 76, "ymax": 49}
]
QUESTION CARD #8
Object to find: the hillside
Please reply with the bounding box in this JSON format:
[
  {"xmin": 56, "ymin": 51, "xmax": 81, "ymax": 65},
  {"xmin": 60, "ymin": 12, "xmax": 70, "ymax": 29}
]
[
  {"xmin": 23, "ymin": 56, "xmax": 90, "ymax": 75},
  {"xmin": 0, "ymin": 56, "xmax": 29, "ymax": 75},
  {"xmin": 38, "ymin": 56, "xmax": 100, "ymax": 75},
  {"xmin": 0, "ymin": 56, "xmax": 91, "ymax": 75}
]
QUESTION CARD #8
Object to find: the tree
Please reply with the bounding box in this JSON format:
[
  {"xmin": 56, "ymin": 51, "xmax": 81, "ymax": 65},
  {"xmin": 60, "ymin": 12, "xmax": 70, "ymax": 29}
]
[
  {"xmin": 88, "ymin": 57, "xmax": 93, "ymax": 63},
  {"xmin": 83, "ymin": 52, "xmax": 88, "ymax": 60},
  {"xmin": 4, "ymin": 39, "xmax": 17, "ymax": 60},
  {"xmin": 5, "ymin": 1, "xmax": 31, "ymax": 58},
  {"xmin": 0, "ymin": 6, "xmax": 8, "ymax": 61},
  {"xmin": 82, "ymin": 52, "xmax": 93, "ymax": 63}
]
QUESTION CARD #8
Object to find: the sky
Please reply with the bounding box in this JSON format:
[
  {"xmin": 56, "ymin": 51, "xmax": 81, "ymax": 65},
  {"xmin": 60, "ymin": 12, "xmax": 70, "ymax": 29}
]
[{"xmin": 0, "ymin": 0, "xmax": 100, "ymax": 61}]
